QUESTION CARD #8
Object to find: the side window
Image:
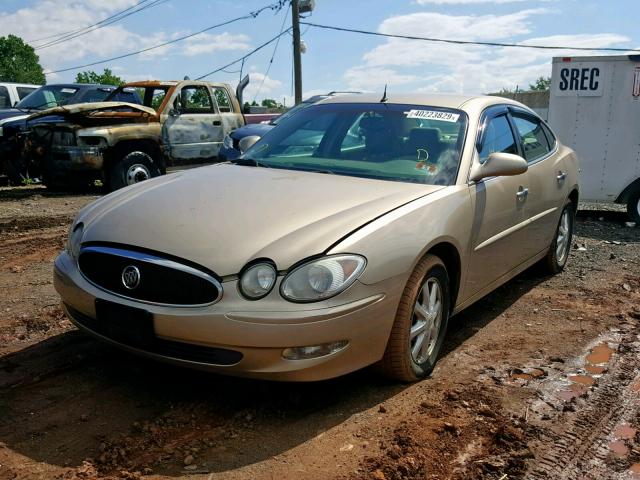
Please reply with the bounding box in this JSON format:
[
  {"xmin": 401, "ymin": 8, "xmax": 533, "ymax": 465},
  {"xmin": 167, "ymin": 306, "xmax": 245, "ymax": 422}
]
[
  {"xmin": 541, "ymin": 122, "xmax": 557, "ymax": 149},
  {"xmin": 0, "ymin": 86, "xmax": 10, "ymax": 108},
  {"xmin": 176, "ymin": 86, "xmax": 214, "ymax": 113},
  {"xmin": 213, "ymin": 87, "xmax": 232, "ymax": 113},
  {"xmin": 17, "ymin": 87, "xmax": 37, "ymax": 100},
  {"xmin": 479, "ymin": 115, "xmax": 517, "ymax": 162},
  {"xmin": 512, "ymin": 114, "xmax": 551, "ymax": 163}
]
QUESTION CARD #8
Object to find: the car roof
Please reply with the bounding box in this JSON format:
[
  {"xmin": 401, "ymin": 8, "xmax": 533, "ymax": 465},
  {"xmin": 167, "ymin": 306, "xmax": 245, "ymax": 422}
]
[
  {"xmin": 43, "ymin": 83, "xmax": 116, "ymax": 89},
  {"xmin": 315, "ymin": 93, "xmax": 534, "ymax": 115}
]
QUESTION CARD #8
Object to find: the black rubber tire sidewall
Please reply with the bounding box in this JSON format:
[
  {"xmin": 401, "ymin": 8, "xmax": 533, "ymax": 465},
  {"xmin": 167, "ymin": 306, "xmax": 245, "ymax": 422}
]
[
  {"xmin": 109, "ymin": 151, "xmax": 160, "ymax": 192},
  {"xmin": 627, "ymin": 190, "xmax": 640, "ymax": 224}
]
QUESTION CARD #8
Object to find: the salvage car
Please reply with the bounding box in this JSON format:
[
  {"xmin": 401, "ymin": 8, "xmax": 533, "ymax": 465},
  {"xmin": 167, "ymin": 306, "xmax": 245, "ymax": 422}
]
[
  {"xmin": 0, "ymin": 83, "xmax": 139, "ymax": 185},
  {"xmin": 0, "ymin": 82, "xmax": 39, "ymax": 109},
  {"xmin": 23, "ymin": 80, "xmax": 245, "ymax": 191},
  {"xmin": 54, "ymin": 94, "xmax": 579, "ymax": 382}
]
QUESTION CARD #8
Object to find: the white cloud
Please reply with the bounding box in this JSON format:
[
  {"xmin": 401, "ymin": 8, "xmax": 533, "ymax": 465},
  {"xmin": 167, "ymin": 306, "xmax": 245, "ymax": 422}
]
[
  {"xmin": 242, "ymin": 73, "xmax": 283, "ymax": 102},
  {"xmin": 0, "ymin": 1, "xmax": 251, "ymax": 75},
  {"xmin": 347, "ymin": 9, "xmax": 630, "ymax": 95},
  {"xmin": 344, "ymin": 66, "xmax": 418, "ymax": 90}
]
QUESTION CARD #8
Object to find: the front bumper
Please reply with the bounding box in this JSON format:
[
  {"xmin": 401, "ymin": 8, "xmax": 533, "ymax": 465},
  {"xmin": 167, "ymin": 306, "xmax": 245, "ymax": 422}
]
[
  {"xmin": 54, "ymin": 251, "xmax": 403, "ymax": 381},
  {"xmin": 48, "ymin": 146, "xmax": 104, "ymax": 171}
]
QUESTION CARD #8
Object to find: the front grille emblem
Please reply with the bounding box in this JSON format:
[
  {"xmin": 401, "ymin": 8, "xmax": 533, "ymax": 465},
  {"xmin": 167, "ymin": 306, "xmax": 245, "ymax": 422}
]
[{"xmin": 121, "ymin": 265, "xmax": 141, "ymax": 290}]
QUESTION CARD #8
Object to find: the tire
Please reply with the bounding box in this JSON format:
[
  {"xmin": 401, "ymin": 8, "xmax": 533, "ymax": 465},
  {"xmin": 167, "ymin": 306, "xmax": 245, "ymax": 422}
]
[
  {"xmin": 627, "ymin": 189, "xmax": 640, "ymax": 224},
  {"xmin": 5, "ymin": 155, "xmax": 26, "ymax": 186},
  {"xmin": 378, "ymin": 254, "xmax": 450, "ymax": 382},
  {"xmin": 108, "ymin": 150, "xmax": 160, "ymax": 192},
  {"xmin": 542, "ymin": 201, "xmax": 575, "ymax": 274}
]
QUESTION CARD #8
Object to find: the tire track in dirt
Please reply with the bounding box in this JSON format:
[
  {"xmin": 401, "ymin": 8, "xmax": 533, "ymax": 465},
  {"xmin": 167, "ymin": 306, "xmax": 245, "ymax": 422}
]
[{"xmin": 527, "ymin": 321, "xmax": 640, "ymax": 479}]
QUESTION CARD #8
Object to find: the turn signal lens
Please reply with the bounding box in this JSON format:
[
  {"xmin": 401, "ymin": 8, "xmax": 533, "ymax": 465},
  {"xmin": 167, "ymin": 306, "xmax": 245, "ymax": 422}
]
[
  {"xmin": 239, "ymin": 263, "xmax": 277, "ymax": 299},
  {"xmin": 282, "ymin": 340, "xmax": 349, "ymax": 360}
]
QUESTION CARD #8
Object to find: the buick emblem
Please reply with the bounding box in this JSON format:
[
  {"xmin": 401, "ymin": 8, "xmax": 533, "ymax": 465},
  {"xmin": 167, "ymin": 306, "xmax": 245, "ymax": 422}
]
[{"xmin": 121, "ymin": 265, "xmax": 141, "ymax": 290}]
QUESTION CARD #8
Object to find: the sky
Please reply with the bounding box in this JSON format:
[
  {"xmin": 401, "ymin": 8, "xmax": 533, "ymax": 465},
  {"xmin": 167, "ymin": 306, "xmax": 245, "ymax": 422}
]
[{"xmin": 0, "ymin": 0, "xmax": 638, "ymax": 105}]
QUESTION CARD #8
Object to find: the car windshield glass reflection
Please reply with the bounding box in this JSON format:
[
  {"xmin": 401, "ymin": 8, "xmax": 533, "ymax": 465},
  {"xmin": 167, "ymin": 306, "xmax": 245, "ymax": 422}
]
[
  {"xmin": 245, "ymin": 103, "xmax": 468, "ymax": 186},
  {"xmin": 16, "ymin": 86, "xmax": 78, "ymax": 110}
]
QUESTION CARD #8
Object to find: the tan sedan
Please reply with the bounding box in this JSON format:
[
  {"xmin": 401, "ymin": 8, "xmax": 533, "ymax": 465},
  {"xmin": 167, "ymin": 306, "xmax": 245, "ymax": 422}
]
[{"xmin": 54, "ymin": 94, "xmax": 579, "ymax": 382}]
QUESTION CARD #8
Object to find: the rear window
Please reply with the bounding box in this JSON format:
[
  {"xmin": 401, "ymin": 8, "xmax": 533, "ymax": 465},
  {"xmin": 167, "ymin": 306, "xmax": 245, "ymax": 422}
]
[{"xmin": 17, "ymin": 87, "xmax": 37, "ymax": 100}]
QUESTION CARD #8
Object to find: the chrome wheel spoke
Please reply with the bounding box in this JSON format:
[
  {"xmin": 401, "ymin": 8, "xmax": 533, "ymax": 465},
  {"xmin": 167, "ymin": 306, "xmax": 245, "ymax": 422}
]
[
  {"xmin": 414, "ymin": 302, "xmax": 429, "ymax": 320},
  {"xmin": 411, "ymin": 277, "xmax": 443, "ymax": 364},
  {"xmin": 411, "ymin": 319, "xmax": 428, "ymax": 340}
]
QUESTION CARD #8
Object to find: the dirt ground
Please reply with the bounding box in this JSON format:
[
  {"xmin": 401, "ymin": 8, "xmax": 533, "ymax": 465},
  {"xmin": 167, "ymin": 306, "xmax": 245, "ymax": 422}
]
[{"xmin": 0, "ymin": 185, "xmax": 639, "ymax": 480}]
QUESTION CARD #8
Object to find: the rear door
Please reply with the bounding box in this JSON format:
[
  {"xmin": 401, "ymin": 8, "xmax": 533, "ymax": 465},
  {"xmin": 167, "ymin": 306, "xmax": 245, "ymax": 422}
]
[
  {"xmin": 465, "ymin": 108, "xmax": 532, "ymax": 295},
  {"xmin": 510, "ymin": 109, "xmax": 567, "ymax": 259},
  {"xmin": 164, "ymin": 84, "xmax": 223, "ymax": 165}
]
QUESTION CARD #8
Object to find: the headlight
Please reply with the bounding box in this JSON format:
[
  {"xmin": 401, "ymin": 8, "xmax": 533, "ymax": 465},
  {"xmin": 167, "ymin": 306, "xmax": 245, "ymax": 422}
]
[
  {"xmin": 281, "ymin": 255, "xmax": 366, "ymax": 302},
  {"xmin": 66, "ymin": 222, "xmax": 84, "ymax": 261},
  {"xmin": 222, "ymin": 134, "xmax": 233, "ymax": 150},
  {"xmin": 239, "ymin": 262, "xmax": 277, "ymax": 299}
]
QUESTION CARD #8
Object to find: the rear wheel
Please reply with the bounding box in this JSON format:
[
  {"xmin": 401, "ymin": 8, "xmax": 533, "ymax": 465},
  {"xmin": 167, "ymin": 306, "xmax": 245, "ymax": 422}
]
[
  {"xmin": 627, "ymin": 189, "xmax": 640, "ymax": 224},
  {"xmin": 108, "ymin": 150, "xmax": 160, "ymax": 191},
  {"xmin": 542, "ymin": 201, "xmax": 574, "ymax": 274},
  {"xmin": 378, "ymin": 255, "xmax": 450, "ymax": 382}
]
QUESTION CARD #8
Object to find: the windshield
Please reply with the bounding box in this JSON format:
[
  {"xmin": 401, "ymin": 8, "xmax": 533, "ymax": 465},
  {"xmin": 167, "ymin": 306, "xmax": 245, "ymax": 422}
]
[
  {"xmin": 271, "ymin": 100, "xmax": 317, "ymax": 126},
  {"xmin": 245, "ymin": 103, "xmax": 468, "ymax": 186},
  {"xmin": 16, "ymin": 86, "xmax": 78, "ymax": 110}
]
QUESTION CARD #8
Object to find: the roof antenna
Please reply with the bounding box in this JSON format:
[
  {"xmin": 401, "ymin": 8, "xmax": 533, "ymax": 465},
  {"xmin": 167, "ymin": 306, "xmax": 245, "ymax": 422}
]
[{"xmin": 380, "ymin": 84, "xmax": 388, "ymax": 103}]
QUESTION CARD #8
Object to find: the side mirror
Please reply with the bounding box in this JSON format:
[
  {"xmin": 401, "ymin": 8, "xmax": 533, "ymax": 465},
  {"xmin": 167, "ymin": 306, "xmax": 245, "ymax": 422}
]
[
  {"xmin": 469, "ymin": 152, "xmax": 527, "ymax": 182},
  {"xmin": 238, "ymin": 135, "xmax": 261, "ymax": 153}
]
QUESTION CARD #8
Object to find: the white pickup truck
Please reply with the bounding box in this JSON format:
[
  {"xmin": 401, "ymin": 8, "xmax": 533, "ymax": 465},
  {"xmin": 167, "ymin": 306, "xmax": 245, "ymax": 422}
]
[{"xmin": 0, "ymin": 82, "xmax": 39, "ymax": 108}]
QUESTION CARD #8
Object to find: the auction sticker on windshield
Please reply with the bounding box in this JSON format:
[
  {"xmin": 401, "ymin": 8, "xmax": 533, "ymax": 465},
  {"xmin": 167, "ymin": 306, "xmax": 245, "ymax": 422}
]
[{"xmin": 404, "ymin": 110, "xmax": 460, "ymax": 122}]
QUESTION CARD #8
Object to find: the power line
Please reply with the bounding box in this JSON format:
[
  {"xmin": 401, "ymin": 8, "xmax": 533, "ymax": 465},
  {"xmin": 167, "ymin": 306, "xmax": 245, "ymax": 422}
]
[
  {"xmin": 35, "ymin": 0, "xmax": 169, "ymax": 50},
  {"xmin": 301, "ymin": 22, "xmax": 640, "ymax": 53},
  {"xmin": 252, "ymin": 7, "xmax": 289, "ymax": 102},
  {"xmin": 44, "ymin": 1, "xmax": 287, "ymax": 75},
  {"xmin": 196, "ymin": 27, "xmax": 292, "ymax": 80},
  {"xmin": 28, "ymin": 0, "xmax": 152, "ymax": 44}
]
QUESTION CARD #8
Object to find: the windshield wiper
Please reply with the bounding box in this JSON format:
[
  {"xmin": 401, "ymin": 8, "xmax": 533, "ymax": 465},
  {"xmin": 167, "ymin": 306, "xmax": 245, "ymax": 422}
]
[{"xmin": 226, "ymin": 158, "xmax": 271, "ymax": 168}]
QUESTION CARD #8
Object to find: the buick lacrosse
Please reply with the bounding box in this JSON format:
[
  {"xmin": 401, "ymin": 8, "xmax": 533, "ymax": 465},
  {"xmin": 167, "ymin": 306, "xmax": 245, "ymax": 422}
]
[{"xmin": 54, "ymin": 94, "xmax": 579, "ymax": 382}]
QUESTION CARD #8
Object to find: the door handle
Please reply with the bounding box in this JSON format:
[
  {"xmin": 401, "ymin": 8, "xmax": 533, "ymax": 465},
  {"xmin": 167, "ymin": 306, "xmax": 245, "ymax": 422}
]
[
  {"xmin": 213, "ymin": 120, "xmax": 222, "ymax": 126},
  {"xmin": 516, "ymin": 187, "xmax": 529, "ymax": 200},
  {"xmin": 556, "ymin": 171, "xmax": 567, "ymax": 182}
]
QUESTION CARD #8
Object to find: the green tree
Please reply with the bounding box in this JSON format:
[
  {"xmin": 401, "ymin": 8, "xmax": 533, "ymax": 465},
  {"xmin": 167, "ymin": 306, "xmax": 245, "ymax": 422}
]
[
  {"xmin": 261, "ymin": 98, "xmax": 278, "ymax": 108},
  {"xmin": 75, "ymin": 68, "xmax": 125, "ymax": 86},
  {"xmin": 529, "ymin": 76, "xmax": 551, "ymax": 91},
  {"xmin": 0, "ymin": 35, "xmax": 45, "ymax": 84}
]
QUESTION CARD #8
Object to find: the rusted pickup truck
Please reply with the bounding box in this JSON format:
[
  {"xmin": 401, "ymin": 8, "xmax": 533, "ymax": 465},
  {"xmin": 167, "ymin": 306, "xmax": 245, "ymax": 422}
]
[{"xmin": 25, "ymin": 79, "xmax": 246, "ymax": 191}]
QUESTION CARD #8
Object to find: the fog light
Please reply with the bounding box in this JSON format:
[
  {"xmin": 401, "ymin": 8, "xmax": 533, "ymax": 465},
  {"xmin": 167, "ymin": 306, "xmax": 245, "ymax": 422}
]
[{"xmin": 282, "ymin": 340, "xmax": 348, "ymax": 360}]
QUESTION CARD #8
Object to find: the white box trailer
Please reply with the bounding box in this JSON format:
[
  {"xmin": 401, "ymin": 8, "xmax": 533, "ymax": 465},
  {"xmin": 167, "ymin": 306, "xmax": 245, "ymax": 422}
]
[{"xmin": 548, "ymin": 55, "xmax": 640, "ymax": 222}]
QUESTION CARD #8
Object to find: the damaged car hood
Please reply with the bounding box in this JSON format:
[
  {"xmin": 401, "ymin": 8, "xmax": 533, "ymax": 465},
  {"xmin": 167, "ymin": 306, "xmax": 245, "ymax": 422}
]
[
  {"xmin": 77, "ymin": 165, "xmax": 445, "ymax": 276},
  {"xmin": 27, "ymin": 102, "xmax": 156, "ymax": 120}
]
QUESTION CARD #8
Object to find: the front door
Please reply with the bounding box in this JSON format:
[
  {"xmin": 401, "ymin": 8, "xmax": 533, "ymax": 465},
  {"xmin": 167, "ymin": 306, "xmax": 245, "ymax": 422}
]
[
  {"xmin": 465, "ymin": 112, "xmax": 532, "ymax": 296},
  {"xmin": 510, "ymin": 111, "xmax": 568, "ymax": 259},
  {"xmin": 164, "ymin": 84, "xmax": 223, "ymax": 165}
]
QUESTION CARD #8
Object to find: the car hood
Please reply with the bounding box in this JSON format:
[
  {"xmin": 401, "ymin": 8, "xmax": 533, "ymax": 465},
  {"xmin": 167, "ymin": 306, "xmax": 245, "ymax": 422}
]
[
  {"xmin": 27, "ymin": 102, "xmax": 156, "ymax": 120},
  {"xmin": 0, "ymin": 109, "xmax": 28, "ymax": 125},
  {"xmin": 230, "ymin": 123, "xmax": 274, "ymax": 139},
  {"xmin": 78, "ymin": 164, "xmax": 444, "ymax": 276}
]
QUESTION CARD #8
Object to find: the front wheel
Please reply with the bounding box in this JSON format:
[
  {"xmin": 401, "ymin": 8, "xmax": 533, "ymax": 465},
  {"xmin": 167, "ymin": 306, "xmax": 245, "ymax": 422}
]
[
  {"xmin": 378, "ymin": 255, "xmax": 450, "ymax": 382},
  {"xmin": 627, "ymin": 189, "xmax": 640, "ymax": 224},
  {"xmin": 108, "ymin": 151, "xmax": 160, "ymax": 191},
  {"xmin": 542, "ymin": 202, "xmax": 574, "ymax": 274}
]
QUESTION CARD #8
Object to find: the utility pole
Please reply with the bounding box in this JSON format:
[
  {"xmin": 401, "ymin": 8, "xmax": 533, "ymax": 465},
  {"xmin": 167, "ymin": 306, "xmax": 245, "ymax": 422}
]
[{"xmin": 291, "ymin": 0, "xmax": 303, "ymax": 104}]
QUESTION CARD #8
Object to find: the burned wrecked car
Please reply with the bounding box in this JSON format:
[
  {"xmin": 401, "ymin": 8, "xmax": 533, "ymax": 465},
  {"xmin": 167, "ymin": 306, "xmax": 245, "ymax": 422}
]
[{"xmin": 25, "ymin": 80, "xmax": 246, "ymax": 191}]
